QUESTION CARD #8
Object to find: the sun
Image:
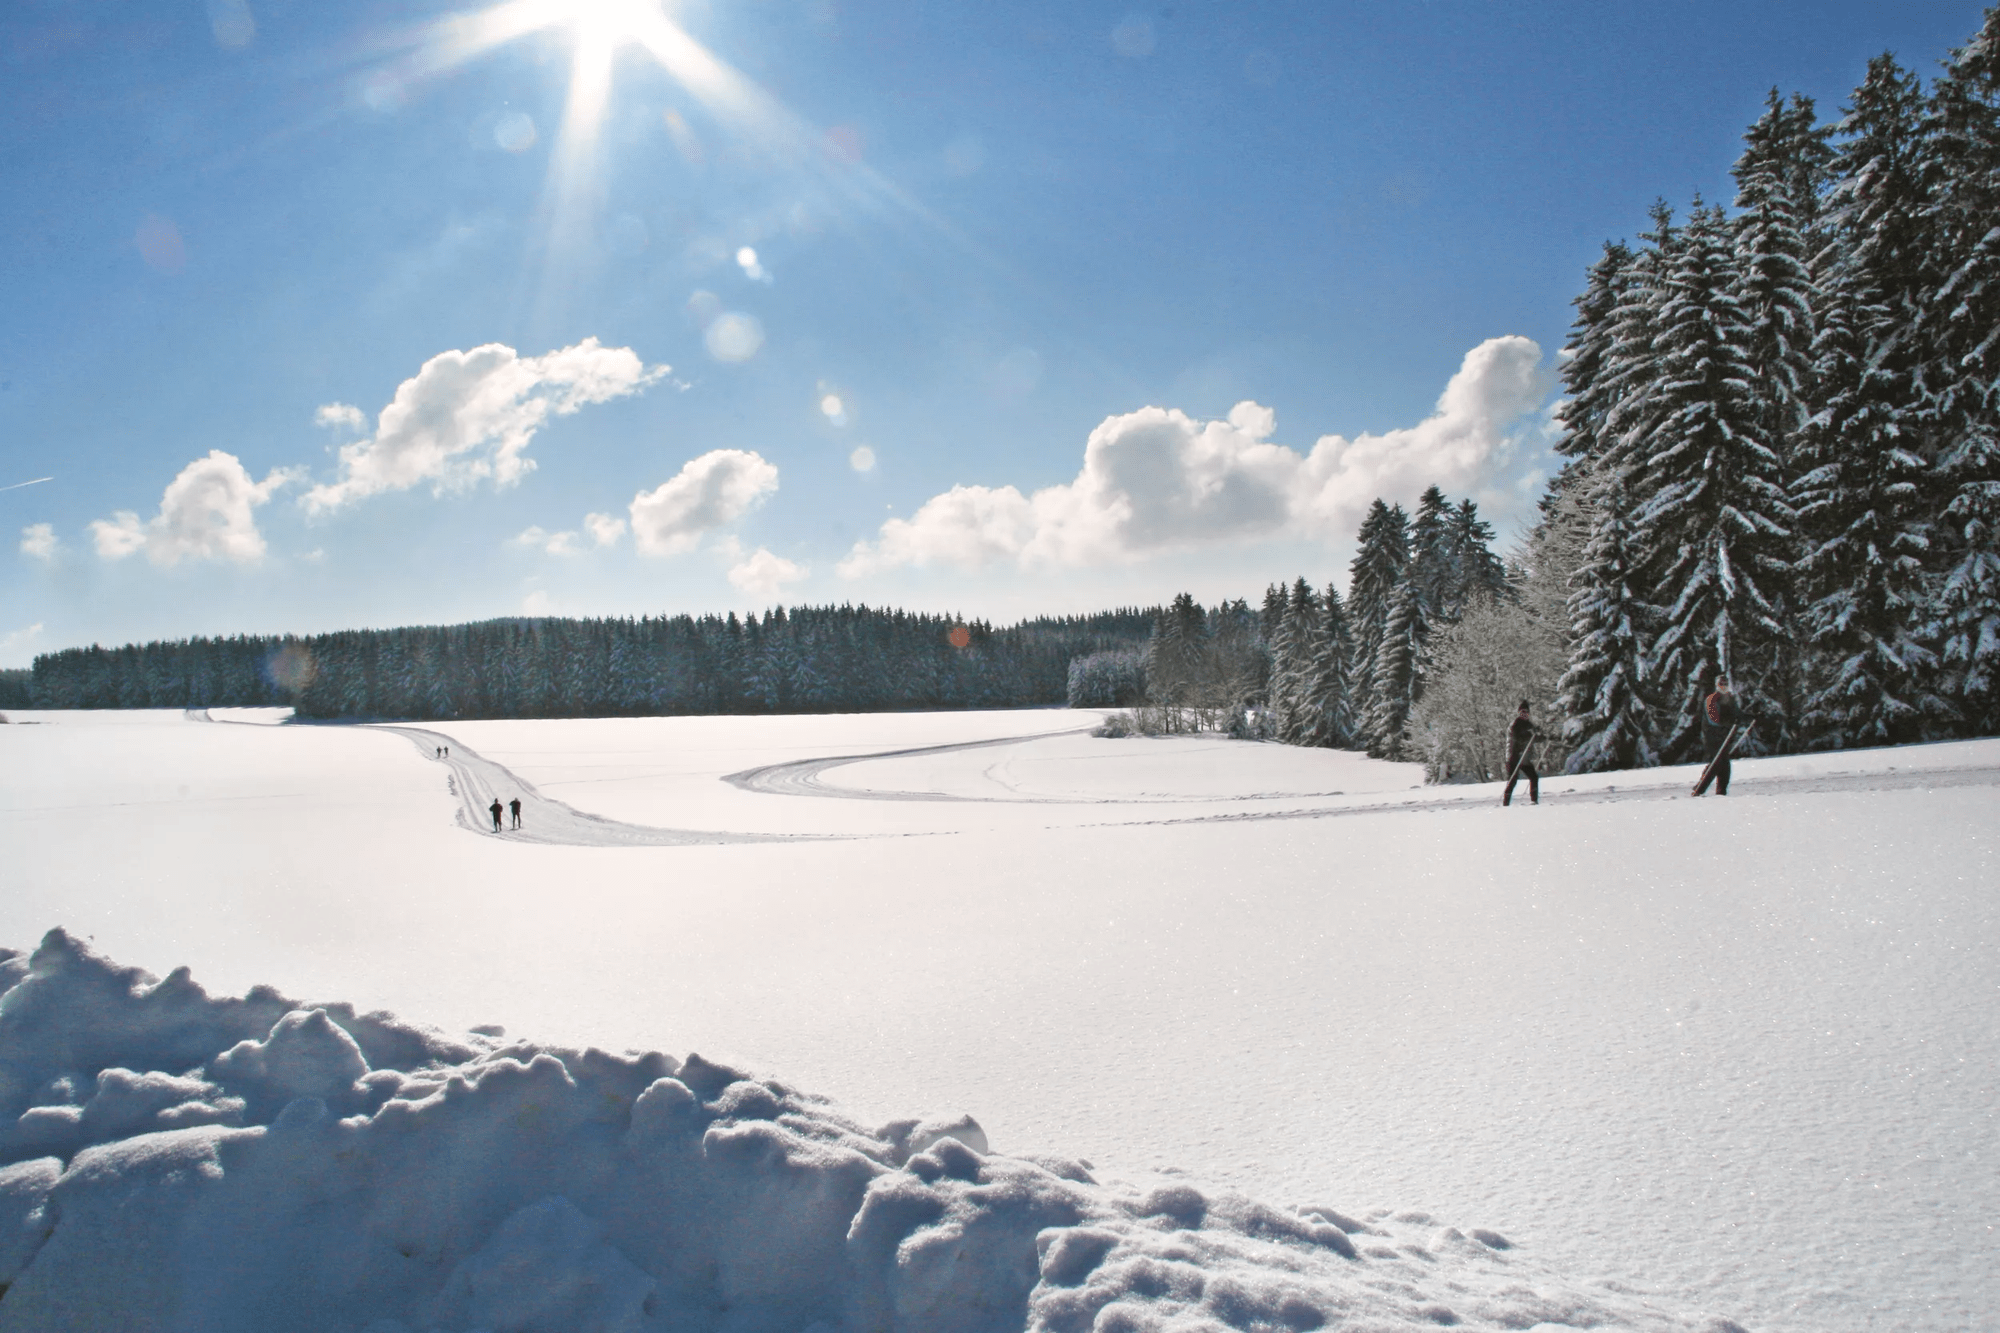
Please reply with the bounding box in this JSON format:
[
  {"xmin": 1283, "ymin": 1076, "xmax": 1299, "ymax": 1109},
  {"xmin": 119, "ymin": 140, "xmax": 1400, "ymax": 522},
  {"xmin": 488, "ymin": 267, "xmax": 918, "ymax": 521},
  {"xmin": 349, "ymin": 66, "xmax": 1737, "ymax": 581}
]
[{"xmin": 562, "ymin": 0, "xmax": 659, "ymax": 47}]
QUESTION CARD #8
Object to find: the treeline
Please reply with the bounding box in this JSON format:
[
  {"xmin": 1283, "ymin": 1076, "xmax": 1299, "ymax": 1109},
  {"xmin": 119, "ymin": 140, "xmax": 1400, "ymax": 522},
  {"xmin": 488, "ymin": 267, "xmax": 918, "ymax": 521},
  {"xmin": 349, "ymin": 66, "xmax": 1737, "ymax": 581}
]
[
  {"xmin": 0, "ymin": 669, "xmax": 31, "ymax": 711},
  {"xmin": 26, "ymin": 605, "xmax": 1157, "ymax": 719},
  {"xmin": 1126, "ymin": 484, "xmax": 1509, "ymax": 751}
]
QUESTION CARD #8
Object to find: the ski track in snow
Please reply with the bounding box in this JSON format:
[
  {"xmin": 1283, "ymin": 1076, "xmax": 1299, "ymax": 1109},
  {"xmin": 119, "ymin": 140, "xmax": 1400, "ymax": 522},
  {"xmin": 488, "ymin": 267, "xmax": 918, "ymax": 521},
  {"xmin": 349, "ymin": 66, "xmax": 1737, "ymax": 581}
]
[
  {"xmin": 193, "ymin": 710, "xmax": 812, "ymax": 847},
  {"xmin": 378, "ymin": 725, "xmax": 821, "ymax": 847},
  {"xmin": 722, "ymin": 726, "xmax": 1099, "ymax": 802},
  {"xmin": 1117, "ymin": 762, "xmax": 2000, "ymax": 827}
]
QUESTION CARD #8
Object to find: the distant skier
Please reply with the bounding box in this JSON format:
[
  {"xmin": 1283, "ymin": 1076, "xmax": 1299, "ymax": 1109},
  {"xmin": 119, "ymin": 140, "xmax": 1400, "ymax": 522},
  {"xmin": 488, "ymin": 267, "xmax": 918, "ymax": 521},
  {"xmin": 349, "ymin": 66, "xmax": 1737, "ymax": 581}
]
[
  {"xmin": 509, "ymin": 797, "xmax": 522, "ymax": 830},
  {"xmin": 1502, "ymin": 700, "xmax": 1538, "ymax": 806},
  {"xmin": 1694, "ymin": 675, "xmax": 1741, "ymax": 796},
  {"xmin": 489, "ymin": 798, "xmax": 504, "ymax": 832}
]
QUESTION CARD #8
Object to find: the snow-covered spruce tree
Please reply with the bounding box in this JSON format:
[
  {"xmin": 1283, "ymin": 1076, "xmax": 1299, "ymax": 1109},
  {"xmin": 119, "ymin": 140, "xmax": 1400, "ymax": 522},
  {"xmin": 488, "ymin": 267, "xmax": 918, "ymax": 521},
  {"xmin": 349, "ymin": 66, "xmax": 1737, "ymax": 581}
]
[
  {"xmin": 1407, "ymin": 486, "xmax": 1456, "ymax": 623},
  {"xmin": 1731, "ymin": 89, "xmax": 1828, "ymax": 687},
  {"xmin": 1556, "ymin": 242, "xmax": 1636, "ymax": 472},
  {"xmin": 1144, "ymin": 593, "xmax": 1209, "ymax": 730},
  {"xmin": 1259, "ymin": 582, "xmax": 1289, "ymax": 644},
  {"xmin": 1345, "ymin": 499, "xmax": 1409, "ymax": 728},
  {"xmin": 1446, "ymin": 499, "xmax": 1509, "ymax": 615},
  {"xmin": 1632, "ymin": 201, "xmax": 1796, "ymax": 759},
  {"xmin": 1269, "ymin": 579, "xmax": 1316, "ymax": 741},
  {"xmin": 1559, "ymin": 467, "xmax": 1660, "ymax": 771},
  {"xmin": 1363, "ymin": 576, "xmax": 1426, "ymax": 759},
  {"xmin": 1921, "ymin": 11, "xmax": 2000, "ymax": 734},
  {"xmin": 1733, "ymin": 90, "xmax": 1829, "ymax": 454},
  {"xmin": 1791, "ymin": 269, "xmax": 1950, "ymax": 747},
  {"xmin": 1300, "ymin": 582, "xmax": 1355, "ymax": 747},
  {"xmin": 1598, "ymin": 203, "xmax": 1684, "ymax": 477}
]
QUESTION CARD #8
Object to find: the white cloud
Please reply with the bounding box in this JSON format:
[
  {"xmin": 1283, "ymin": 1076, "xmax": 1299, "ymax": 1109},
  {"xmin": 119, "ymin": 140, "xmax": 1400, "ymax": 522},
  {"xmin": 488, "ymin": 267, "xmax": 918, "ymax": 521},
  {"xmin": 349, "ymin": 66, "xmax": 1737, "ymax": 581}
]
[
  {"xmin": 727, "ymin": 546, "xmax": 807, "ymax": 598},
  {"xmin": 511, "ymin": 511, "xmax": 627, "ymax": 556},
  {"xmin": 509, "ymin": 525, "xmax": 580, "ymax": 556},
  {"xmin": 522, "ymin": 590, "xmax": 554, "ymax": 615},
  {"xmin": 0, "ymin": 622, "xmax": 43, "ymax": 660},
  {"xmin": 839, "ymin": 336, "xmax": 1548, "ymax": 576},
  {"xmin": 629, "ymin": 449, "xmax": 779, "ymax": 556},
  {"xmin": 302, "ymin": 338, "xmax": 667, "ymax": 513},
  {"xmin": 90, "ymin": 450, "xmax": 297, "ymax": 566},
  {"xmin": 314, "ymin": 402, "xmax": 366, "ymax": 432},
  {"xmin": 19, "ymin": 523, "xmax": 55, "ymax": 560}
]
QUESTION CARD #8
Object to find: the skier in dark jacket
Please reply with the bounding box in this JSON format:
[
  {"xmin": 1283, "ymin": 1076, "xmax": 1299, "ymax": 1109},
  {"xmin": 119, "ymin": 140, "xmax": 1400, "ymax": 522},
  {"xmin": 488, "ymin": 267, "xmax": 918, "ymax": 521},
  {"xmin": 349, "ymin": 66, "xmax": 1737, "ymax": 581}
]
[
  {"xmin": 489, "ymin": 798, "xmax": 504, "ymax": 832},
  {"xmin": 1695, "ymin": 675, "xmax": 1741, "ymax": 795},
  {"xmin": 1502, "ymin": 700, "xmax": 1538, "ymax": 806}
]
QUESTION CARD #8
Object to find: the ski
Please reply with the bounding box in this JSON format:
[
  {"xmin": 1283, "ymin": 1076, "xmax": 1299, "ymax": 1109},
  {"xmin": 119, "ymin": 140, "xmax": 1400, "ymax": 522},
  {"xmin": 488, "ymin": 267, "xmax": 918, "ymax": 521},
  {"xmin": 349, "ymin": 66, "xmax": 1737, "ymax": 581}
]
[{"xmin": 1691, "ymin": 725, "xmax": 1741, "ymax": 797}]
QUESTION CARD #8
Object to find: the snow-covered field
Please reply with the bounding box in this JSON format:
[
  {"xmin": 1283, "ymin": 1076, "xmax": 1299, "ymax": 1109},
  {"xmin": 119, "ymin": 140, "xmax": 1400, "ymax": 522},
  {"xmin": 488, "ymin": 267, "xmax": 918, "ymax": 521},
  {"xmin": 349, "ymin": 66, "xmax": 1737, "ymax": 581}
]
[{"xmin": 1, "ymin": 707, "xmax": 1995, "ymax": 1331}]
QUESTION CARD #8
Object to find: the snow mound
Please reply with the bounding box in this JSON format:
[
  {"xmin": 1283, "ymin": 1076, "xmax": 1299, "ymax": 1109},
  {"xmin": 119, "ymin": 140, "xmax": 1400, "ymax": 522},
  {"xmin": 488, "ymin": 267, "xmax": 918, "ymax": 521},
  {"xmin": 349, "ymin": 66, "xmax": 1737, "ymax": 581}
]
[{"xmin": 0, "ymin": 931, "xmax": 1739, "ymax": 1332}]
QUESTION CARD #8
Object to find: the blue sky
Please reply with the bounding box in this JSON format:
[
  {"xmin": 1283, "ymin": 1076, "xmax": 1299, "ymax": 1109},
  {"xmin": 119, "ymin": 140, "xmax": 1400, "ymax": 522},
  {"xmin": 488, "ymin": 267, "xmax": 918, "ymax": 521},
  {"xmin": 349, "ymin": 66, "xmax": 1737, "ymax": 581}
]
[{"xmin": 1, "ymin": 0, "xmax": 1988, "ymax": 664}]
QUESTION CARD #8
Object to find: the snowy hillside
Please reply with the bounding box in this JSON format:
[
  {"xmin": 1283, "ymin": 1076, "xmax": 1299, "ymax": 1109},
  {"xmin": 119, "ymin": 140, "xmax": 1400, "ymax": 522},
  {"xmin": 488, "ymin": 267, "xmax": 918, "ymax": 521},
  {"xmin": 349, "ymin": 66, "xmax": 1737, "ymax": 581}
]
[{"xmin": 3, "ymin": 708, "xmax": 1995, "ymax": 1330}]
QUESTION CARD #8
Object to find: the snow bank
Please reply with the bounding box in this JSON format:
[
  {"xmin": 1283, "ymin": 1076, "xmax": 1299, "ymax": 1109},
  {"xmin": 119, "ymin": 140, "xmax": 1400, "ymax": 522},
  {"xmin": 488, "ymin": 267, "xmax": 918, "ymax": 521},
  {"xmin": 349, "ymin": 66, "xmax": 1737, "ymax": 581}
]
[{"xmin": 0, "ymin": 930, "xmax": 1738, "ymax": 1332}]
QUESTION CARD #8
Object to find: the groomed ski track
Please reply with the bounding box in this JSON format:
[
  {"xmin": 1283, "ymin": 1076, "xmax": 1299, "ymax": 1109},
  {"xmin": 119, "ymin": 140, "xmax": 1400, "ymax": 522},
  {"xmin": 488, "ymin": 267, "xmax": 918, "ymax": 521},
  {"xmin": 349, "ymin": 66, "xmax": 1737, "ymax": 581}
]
[{"xmin": 722, "ymin": 725, "xmax": 1099, "ymax": 802}]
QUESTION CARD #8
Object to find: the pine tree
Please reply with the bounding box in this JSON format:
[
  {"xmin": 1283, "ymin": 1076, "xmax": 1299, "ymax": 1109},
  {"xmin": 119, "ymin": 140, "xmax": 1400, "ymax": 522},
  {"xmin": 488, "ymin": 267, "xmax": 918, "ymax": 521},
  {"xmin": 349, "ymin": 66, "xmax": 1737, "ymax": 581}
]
[
  {"xmin": 1345, "ymin": 500, "xmax": 1409, "ymax": 726},
  {"xmin": 1921, "ymin": 11, "xmax": 2000, "ymax": 734},
  {"xmin": 1599, "ymin": 203, "xmax": 1684, "ymax": 476},
  {"xmin": 1407, "ymin": 486, "xmax": 1456, "ymax": 622},
  {"xmin": 1632, "ymin": 201, "xmax": 1796, "ymax": 758},
  {"xmin": 1445, "ymin": 499, "xmax": 1508, "ymax": 615},
  {"xmin": 1363, "ymin": 577, "xmax": 1424, "ymax": 758},
  {"xmin": 1733, "ymin": 89, "xmax": 1828, "ymax": 465},
  {"xmin": 1792, "ymin": 270, "xmax": 1948, "ymax": 746},
  {"xmin": 1557, "ymin": 242, "xmax": 1636, "ymax": 470},
  {"xmin": 1559, "ymin": 468, "xmax": 1659, "ymax": 771},
  {"xmin": 1299, "ymin": 583, "xmax": 1354, "ymax": 747},
  {"xmin": 1261, "ymin": 580, "xmax": 1314, "ymax": 740}
]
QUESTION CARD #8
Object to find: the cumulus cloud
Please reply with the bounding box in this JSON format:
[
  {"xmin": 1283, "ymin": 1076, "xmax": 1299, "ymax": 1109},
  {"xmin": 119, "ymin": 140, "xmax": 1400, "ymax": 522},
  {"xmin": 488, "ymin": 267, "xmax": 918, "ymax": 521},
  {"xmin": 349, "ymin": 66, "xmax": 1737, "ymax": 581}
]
[
  {"xmin": 302, "ymin": 338, "xmax": 668, "ymax": 513},
  {"xmin": 629, "ymin": 450, "xmax": 779, "ymax": 556},
  {"xmin": 839, "ymin": 336, "xmax": 1548, "ymax": 576},
  {"xmin": 314, "ymin": 402, "xmax": 366, "ymax": 432},
  {"xmin": 583, "ymin": 512, "xmax": 626, "ymax": 547},
  {"xmin": 19, "ymin": 523, "xmax": 55, "ymax": 560},
  {"xmin": 511, "ymin": 511, "xmax": 627, "ymax": 557},
  {"xmin": 727, "ymin": 546, "xmax": 807, "ymax": 598},
  {"xmin": 508, "ymin": 526, "xmax": 581, "ymax": 556},
  {"xmin": 90, "ymin": 450, "xmax": 297, "ymax": 567}
]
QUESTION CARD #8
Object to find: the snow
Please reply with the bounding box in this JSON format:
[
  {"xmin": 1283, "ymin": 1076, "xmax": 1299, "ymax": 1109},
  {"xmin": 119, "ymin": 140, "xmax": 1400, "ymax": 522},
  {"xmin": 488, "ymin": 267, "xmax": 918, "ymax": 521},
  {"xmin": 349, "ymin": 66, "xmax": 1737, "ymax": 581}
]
[{"xmin": 2, "ymin": 707, "xmax": 1996, "ymax": 1331}]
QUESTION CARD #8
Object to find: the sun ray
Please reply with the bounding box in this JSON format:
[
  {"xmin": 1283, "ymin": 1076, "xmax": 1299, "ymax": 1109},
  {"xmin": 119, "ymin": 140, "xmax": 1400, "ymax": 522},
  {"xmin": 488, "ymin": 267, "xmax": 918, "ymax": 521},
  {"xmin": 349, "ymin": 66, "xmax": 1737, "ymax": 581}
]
[{"xmin": 384, "ymin": 0, "xmax": 999, "ymax": 327}]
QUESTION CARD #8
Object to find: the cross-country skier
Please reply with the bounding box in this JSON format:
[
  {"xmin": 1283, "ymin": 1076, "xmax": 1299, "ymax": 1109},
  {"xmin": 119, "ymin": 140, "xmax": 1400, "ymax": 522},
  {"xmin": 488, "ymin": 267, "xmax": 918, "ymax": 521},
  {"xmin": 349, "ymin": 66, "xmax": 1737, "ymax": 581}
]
[
  {"xmin": 1694, "ymin": 675, "xmax": 1740, "ymax": 796},
  {"xmin": 509, "ymin": 797, "xmax": 522, "ymax": 830},
  {"xmin": 1502, "ymin": 700, "xmax": 1538, "ymax": 806},
  {"xmin": 489, "ymin": 798, "xmax": 504, "ymax": 832}
]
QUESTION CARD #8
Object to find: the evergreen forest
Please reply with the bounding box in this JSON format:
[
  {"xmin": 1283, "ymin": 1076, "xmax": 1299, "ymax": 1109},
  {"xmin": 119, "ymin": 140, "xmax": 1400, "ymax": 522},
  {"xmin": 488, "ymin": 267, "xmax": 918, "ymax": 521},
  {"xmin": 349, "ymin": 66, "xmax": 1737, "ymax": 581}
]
[{"xmin": 25, "ymin": 606, "xmax": 1155, "ymax": 719}]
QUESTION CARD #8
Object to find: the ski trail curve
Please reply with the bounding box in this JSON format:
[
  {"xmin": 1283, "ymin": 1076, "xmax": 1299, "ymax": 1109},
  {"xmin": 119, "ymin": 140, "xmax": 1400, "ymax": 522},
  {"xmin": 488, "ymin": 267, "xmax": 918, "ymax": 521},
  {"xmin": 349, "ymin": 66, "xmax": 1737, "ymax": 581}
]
[
  {"xmin": 375, "ymin": 726, "xmax": 813, "ymax": 847},
  {"xmin": 722, "ymin": 726, "xmax": 1099, "ymax": 802}
]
